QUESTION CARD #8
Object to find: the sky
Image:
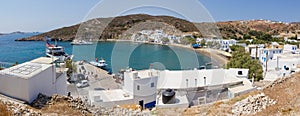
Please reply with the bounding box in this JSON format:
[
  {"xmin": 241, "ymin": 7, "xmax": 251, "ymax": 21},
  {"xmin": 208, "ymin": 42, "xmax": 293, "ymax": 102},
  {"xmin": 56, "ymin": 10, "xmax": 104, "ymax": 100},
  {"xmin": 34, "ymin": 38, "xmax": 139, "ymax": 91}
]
[{"xmin": 0, "ymin": 0, "xmax": 299, "ymax": 33}]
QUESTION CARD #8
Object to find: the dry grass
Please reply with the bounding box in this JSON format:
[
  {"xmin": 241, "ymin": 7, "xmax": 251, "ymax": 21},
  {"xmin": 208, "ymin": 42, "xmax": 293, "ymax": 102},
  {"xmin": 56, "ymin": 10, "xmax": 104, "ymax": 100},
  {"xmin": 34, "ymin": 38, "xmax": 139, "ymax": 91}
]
[
  {"xmin": 181, "ymin": 73, "xmax": 300, "ymax": 116},
  {"xmin": 40, "ymin": 101, "xmax": 91, "ymax": 116},
  {"xmin": 256, "ymin": 74, "xmax": 300, "ymax": 115},
  {"xmin": 0, "ymin": 102, "xmax": 11, "ymax": 116}
]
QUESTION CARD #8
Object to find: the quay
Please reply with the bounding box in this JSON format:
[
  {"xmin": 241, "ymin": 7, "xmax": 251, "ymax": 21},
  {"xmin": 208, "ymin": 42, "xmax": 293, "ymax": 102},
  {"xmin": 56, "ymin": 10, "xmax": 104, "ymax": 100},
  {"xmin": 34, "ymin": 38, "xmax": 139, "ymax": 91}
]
[{"xmin": 67, "ymin": 61, "xmax": 121, "ymax": 99}]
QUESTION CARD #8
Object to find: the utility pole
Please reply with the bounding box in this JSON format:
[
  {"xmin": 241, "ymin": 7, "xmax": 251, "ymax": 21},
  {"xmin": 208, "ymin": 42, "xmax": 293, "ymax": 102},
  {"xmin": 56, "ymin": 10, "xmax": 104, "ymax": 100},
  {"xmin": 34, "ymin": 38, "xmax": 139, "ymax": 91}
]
[
  {"xmin": 266, "ymin": 52, "xmax": 268, "ymax": 72},
  {"xmin": 255, "ymin": 46, "xmax": 258, "ymax": 60}
]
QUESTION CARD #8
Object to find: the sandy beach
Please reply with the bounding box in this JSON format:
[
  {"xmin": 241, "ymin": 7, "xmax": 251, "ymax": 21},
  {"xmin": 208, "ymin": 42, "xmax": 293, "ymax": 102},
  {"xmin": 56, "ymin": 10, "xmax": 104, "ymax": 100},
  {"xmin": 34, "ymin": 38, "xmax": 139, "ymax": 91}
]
[
  {"xmin": 98, "ymin": 39, "xmax": 229, "ymax": 67},
  {"xmin": 168, "ymin": 43, "xmax": 229, "ymax": 67}
]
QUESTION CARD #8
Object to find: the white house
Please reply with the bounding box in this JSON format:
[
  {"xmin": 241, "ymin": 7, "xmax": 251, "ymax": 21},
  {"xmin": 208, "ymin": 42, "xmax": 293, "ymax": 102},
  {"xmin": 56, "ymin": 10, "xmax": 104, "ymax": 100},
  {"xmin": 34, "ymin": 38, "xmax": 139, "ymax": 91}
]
[
  {"xmin": 245, "ymin": 44, "xmax": 265, "ymax": 58},
  {"xmin": 89, "ymin": 68, "xmax": 255, "ymax": 109},
  {"xmin": 283, "ymin": 44, "xmax": 297, "ymax": 53},
  {"xmin": 259, "ymin": 48, "xmax": 283, "ymax": 64},
  {"xmin": 219, "ymin": 39, "xmax": 237, "ymax": 51},
  {"xmin": 156, "ymin": 68, "xmax": 254, "ymax": 108},
  {"xmin": 89, "ymin": 69, "xmax": 158, "ymax": 108},
  {"xmin": 0, "ymin": 57, "xmax": 67, "ymax": 103}
]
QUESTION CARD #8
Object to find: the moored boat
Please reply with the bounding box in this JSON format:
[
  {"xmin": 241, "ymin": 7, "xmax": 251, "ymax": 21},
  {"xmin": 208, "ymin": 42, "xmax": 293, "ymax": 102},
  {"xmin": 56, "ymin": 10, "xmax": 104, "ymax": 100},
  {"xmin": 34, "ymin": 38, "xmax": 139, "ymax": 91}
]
[
  {"xmin": 90, "ymin": 58, "xmax": 108, "ymax": 68},
  {"xmin": 45, "ymin": 36, "xmax": 73, "ymax": 62},
  {"xmin": 70, "ymin": 40, "xmax": 93, "ymax": 45}
]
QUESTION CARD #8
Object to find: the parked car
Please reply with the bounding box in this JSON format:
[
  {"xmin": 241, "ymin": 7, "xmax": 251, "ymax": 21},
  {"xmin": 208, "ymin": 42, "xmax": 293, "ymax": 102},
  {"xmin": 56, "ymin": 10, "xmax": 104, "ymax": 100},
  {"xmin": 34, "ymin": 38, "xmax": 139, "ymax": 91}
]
[{"xmin": 76, "ymin": 80, "xmax": 89, "ymax": 88}]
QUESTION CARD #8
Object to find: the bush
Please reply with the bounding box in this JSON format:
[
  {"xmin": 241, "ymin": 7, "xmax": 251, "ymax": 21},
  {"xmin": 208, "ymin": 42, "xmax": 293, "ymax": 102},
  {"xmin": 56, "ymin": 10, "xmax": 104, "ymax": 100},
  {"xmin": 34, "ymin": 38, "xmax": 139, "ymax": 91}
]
[
  {"xmin": 65, "ymin": 60, "xmax": 76, "ymax": 77},
  {"xmin": 181, "ymin": 36, "xmax": 196, "ymax": 45},
  {"xmin": 226, "ymin": 46, "xmax": 263, "ymax": 81}
]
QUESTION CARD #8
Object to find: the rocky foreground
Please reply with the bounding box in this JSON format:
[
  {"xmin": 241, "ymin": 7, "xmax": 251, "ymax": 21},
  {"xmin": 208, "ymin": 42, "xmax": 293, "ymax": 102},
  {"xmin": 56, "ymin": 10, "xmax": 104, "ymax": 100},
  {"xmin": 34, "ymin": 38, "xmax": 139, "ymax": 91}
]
[
  {"xmin": 0, "ymin": 93, "xmax": 152, "ymax": 116},
  {"xmin": 232, "ymin": 93, "xmax": 276, "ymax": 115},
  {"xmin": 2, "ymin": 72, "xmax": 300, "ymax": 115}
]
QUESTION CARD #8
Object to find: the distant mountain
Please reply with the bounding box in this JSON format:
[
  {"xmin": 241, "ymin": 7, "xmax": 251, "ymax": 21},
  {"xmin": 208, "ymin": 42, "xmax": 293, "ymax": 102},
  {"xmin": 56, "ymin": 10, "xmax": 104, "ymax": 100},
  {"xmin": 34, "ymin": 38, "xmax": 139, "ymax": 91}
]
[
  {"xmin": 15, "ymin": 14, "xmax": 300, "ymax": 41},
  {"xmin": 1, "ymin": 31, "xmax": 33, "ymax": 35}
]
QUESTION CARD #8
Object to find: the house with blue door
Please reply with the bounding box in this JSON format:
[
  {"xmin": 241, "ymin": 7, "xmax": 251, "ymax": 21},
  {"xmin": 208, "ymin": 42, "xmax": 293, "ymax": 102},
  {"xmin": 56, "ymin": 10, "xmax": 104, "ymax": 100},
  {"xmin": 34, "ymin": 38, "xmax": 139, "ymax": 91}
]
[
  {"xmin": 259, "ymin": 48, "xmax": 283, "ymax": 64},
  {"xmin": 284, "ymin": 44, "xmax": 298, "ymax": 53},
  {"xmin": 218, "ymin": 39, "xmax": 237, "ymax": 51}
]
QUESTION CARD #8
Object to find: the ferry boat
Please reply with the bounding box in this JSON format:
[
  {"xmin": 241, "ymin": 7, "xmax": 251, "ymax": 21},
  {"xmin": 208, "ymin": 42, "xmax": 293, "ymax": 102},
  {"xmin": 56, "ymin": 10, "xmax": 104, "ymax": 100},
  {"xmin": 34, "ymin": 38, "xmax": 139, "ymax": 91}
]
[
  {"xmin": 90, "ymin": 58, "xmax": 108, "ymax": 68},
  {"xmin": 70, "ymin": 40, "xmax": 93, "ymax": 45},
  {"xmin": 45, "ymin": 36, "xmax": 73, "ymax": 62}
]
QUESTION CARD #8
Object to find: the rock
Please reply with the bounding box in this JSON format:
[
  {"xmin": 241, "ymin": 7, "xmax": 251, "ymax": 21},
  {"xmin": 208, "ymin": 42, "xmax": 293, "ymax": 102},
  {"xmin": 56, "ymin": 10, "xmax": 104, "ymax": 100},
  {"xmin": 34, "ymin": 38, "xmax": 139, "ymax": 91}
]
[{"xmin": 232, "ymin": 93, "xmax": 276, "ymax": 115}]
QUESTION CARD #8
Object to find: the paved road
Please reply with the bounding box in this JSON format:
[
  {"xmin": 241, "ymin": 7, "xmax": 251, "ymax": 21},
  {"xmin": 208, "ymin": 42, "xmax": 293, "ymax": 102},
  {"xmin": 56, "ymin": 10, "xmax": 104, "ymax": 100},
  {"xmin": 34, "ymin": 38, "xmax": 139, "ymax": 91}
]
[{"xmin": 67, "ymin": 61, "xmax": 121, "ymax": 99}]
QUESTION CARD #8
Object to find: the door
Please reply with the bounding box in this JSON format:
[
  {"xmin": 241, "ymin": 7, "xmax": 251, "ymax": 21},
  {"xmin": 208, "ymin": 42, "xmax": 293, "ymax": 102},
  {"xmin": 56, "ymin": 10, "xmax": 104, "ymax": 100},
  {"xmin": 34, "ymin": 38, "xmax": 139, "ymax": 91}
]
[{"xmin": 139, "ymin": 100, "xmax": 144, "ymax": 110}]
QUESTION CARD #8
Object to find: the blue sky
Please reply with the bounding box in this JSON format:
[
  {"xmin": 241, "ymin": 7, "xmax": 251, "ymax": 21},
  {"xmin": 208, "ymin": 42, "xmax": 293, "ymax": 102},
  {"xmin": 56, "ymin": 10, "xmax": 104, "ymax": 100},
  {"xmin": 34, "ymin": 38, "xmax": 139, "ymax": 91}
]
[{"xmin": 0, "ymin": 0, "xmax": 299, "ymax": 33}]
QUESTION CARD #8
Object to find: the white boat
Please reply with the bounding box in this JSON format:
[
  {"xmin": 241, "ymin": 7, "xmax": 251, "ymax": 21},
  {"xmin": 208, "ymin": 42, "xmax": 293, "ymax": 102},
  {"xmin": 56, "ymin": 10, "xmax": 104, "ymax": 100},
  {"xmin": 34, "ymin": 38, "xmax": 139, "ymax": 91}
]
[
  {"xmin": 90, "ymin": 58, "xmax": 108, "ymax": 68},
  {"xmin": 45, "ymin": 36, "xmax": 73, "ymax": 62},
  {"xmin": 70, "ymin": 40, "xmax": 93, "ymax": 45}
]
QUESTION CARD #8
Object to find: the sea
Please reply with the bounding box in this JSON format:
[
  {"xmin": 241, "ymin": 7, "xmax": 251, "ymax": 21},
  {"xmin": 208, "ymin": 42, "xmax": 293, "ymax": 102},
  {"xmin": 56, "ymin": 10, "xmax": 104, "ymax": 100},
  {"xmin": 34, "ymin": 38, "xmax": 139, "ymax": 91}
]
[{"xmin": 0, "ymin": 32, "xmax": 212, "ymax": 73}]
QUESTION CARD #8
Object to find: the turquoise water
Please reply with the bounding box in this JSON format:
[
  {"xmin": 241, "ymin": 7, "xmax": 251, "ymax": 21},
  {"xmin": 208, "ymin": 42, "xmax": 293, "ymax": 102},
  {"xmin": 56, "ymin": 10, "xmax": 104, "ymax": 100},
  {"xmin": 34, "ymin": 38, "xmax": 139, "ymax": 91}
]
[
  {"xmin": 0, "ymin": 33, "xmax": 72, "ymax": 65},
  {"xmin": 0, "ymin": 33, "xmax": 212, "ymax": 73}
]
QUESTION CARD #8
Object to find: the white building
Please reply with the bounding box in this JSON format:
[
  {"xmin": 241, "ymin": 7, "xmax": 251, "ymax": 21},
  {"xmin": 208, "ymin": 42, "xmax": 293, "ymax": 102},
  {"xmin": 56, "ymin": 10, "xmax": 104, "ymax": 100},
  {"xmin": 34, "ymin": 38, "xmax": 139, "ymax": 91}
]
[
  {"xmin": 253, "ymin": 44, "xmax": 300, "ymax": 81},
  {"xmin": 259, "ymin": 48, "xmax": 283, "ymax": 64},
  {"xmin": 89, "ymin": 68, "xmax": 255, "ymax": 109},
  {"xmin": 0, "ymin": 57, "xmax": 67, "ymax": 103},
  {"xmin": 156, "ymin": 68, "xmax": 254, "ymax": 108},
  {"xmin": 283, "ymin": 44, "xmax": 298, "ymax": 53},
  {"xmin": 245, "ymin": 44, "xmax": 265, "ymax": 58},
  {"xmin": 219, "ymin": 39, "xmax": 237, "ymax": 51},
  {"xmin": 89, "ymin": 69, "xmax": 158, "ymax": 108}
]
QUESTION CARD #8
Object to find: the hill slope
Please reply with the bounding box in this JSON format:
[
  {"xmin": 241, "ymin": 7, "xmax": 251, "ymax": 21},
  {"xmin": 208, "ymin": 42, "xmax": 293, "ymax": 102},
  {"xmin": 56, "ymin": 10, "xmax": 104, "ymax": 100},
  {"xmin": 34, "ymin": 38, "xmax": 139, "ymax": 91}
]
[
  {"xmin": 16, "ymin": 14, "xmax": 199, "ymax": 41},
  {"xmin": 16, "ymin": 14, "xmax": 300, "ymax": 41}
]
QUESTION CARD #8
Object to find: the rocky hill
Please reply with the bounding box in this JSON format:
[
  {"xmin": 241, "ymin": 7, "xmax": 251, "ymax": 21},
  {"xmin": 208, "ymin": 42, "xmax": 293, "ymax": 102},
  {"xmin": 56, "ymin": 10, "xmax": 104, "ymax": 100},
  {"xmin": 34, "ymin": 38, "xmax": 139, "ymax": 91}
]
[
  {"xmin": 16, "ymin": 14, "xmax": 199, "ymax": 41},
  {"xmin": 216, "ymin": 20, "xmax": 300, "ymax": 39},
  {"xmin": 15, "ymin": 14, "xmax": 300, "ymax": 41}
]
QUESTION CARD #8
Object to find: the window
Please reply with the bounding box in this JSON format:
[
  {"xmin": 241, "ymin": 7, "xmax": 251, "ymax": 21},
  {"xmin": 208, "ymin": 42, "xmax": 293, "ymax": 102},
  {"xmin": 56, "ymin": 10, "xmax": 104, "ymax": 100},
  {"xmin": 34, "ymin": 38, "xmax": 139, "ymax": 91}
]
[
  {"xmin": 137, "ymin": 85, "xmax": 140, "ymax": 90},
  {"xmin": 151, "ymin": 82, "xmax": 154, "ymax": 87},
  {"xmin": 195, "ymin": 79, "xmax": 197, "ymax": 86},
  {"xmin": 238, "ymin": 71, "xmax": 243, "ymax": 75},
  {"xmin": 186, "ymin": 79, "xmax": 188, "ymax": 88}
]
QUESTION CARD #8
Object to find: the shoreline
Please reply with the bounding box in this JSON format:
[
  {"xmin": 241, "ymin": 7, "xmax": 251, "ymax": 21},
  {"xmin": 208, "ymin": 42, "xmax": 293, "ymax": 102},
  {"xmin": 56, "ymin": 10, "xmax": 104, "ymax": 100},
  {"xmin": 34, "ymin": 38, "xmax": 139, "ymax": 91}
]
[
  {"xmin": 99, "ymin": 39, "xmax": 229, "ymax": 67},
  {"xmin": 168, "ymin": 44, "xmax": 229, "ymax": 68}
]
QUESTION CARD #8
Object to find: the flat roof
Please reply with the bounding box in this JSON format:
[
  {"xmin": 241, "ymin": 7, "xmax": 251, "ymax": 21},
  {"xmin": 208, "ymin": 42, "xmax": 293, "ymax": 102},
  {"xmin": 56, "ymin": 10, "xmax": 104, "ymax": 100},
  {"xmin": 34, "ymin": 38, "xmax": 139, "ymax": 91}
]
[
  {"xmin": 228, "ymin": 78, "xmax": 256, "ymax": 94},
  {"xmin": 0, "ymin": 58, "xmax": 52, "ymax": 79},
  {"xmin": 90, "ymin": 89, "xmax": 133, "ymax": 102},
  {"xmin": 125, "ymin": 69, "xmax": 159, "ymax": 79},
  {"xmin": 157, "ymin": 69, "xmax": 243, "ymax": 89},
  {"xmin": 136, "ymin": 69, "xmax": 159, "ymax": 78},
  {"xmin": 30, "ymin": 57, "xmax": 58, "ymax": 64}
]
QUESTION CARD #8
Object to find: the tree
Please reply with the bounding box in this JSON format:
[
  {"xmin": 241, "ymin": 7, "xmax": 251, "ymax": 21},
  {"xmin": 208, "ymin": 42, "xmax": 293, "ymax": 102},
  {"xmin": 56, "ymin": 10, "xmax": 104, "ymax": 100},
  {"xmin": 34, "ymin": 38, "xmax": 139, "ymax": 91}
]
[
  {"xmin": 161, "ymin": 37, "xmax": 170, "ymax": 44},
  {"xmin": 229, "ymin": 45, "xmax": 243, "ymax": 52},
  {"xmin": 65, "ymin": 60, "xmax": 76, "ymax": 77},
  {"xmin": 200, "ymin": 39, "xmax": 206, "ymax": 46},
  {"xmin": 226, "ymin": 46, "xmax": 263, "ymax": 81},
  {"xmin": 181, "ymin": 36, "xmax": 196, "ymax": 45}
]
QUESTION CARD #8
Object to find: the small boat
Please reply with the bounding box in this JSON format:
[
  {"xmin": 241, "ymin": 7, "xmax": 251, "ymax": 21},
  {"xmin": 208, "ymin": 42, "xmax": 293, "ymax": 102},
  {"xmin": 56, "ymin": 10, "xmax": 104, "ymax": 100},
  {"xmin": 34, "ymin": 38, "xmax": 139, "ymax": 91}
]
[
  {"xmin": 192, "ymin": 44, "xmax": 201, "ymax": 48},
  {"xmin": 205, "ymin": 62, "xmax": 213, "ymax": 65},
  {"xmin": 198, "ymin": 65, "xmax": 206, "ymax": 70},
  {"xmin": 90, "ymin": 58, "xmax": 108, "ymax": 68},
  {"xmin": 45, "ymin": 36, "xmax": 73, "ymax": 62},
  {"xmin": 71, "ymin": 40, "xmax": 93, "ymax": 45}
]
